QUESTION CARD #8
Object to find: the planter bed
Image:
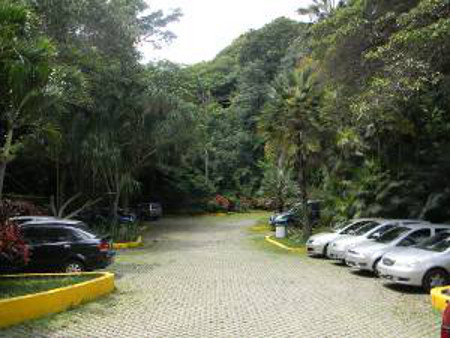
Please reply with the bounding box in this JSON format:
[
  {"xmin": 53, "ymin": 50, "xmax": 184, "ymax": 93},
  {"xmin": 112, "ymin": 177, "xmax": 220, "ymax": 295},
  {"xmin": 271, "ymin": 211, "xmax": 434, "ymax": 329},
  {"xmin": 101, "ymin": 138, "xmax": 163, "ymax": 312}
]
[
  {"xmin": 431, "ymin": 286, "xmax": 450, "ymax": 312},
  {"xmin": 0, "ymin": 272, "xmax": 114, "ymax": 329},
  {"xmin": 113, "ymin": 236, "xmax": 143, "ymax": 249},
  {"xmin": 0, "ymin": 275, "xmax": 96, "ymax": 300}
]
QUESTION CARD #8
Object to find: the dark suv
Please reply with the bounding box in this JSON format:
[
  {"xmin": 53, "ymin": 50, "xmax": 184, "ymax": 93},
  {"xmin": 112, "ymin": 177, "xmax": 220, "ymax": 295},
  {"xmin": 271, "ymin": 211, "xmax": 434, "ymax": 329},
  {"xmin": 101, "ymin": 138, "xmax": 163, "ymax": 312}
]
[{"xmin": 20, "ymin": 222, "xmax": 115, "ymax": 273}]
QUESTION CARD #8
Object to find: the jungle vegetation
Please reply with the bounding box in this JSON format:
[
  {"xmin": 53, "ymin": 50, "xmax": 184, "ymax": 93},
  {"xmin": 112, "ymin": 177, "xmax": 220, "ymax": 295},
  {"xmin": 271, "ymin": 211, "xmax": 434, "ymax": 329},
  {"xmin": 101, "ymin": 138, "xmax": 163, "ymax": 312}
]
[{"xmin": 1, "ymin": 0, "xmax": 450, "ymax": 239}]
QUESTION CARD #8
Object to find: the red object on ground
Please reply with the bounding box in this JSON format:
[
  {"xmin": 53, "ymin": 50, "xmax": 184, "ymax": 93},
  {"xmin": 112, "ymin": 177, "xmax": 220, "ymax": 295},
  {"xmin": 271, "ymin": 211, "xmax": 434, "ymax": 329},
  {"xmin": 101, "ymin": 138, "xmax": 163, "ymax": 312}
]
[{"xmin": 442, "ymin": 303, "xmax": 450, "ymax": 338}]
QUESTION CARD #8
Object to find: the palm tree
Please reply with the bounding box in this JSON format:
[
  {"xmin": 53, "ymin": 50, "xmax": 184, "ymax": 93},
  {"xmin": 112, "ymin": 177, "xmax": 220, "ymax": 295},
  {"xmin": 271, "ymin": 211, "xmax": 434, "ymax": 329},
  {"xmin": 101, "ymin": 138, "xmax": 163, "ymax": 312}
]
[
  {"xmin": 260, "ymin": 65, "xmax": 323, "ymax": 239},
  {"xmin": 297, "ymin": 0, "xmax": 346, "ymax": 21}
]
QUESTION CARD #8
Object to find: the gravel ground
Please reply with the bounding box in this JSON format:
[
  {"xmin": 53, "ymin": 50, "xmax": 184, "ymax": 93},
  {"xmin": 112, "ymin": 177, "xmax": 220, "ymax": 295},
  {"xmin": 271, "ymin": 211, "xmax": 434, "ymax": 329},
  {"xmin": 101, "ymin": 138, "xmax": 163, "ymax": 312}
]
[{"xmin": 1, "ymin": 214, "xmax": 441, "ymax": 337}]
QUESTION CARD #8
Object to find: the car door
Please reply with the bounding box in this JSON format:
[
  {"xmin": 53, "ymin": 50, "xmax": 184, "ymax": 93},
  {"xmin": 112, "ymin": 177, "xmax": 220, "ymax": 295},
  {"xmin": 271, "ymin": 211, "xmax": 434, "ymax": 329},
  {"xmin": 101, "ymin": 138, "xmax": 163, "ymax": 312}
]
[
  {"xmin": 22, "ymin": 227, "xmax": 49, "ymax": 270},
  {"xmin": 23, "ymin": 227, "xmax": 73, "ymax": 271}
]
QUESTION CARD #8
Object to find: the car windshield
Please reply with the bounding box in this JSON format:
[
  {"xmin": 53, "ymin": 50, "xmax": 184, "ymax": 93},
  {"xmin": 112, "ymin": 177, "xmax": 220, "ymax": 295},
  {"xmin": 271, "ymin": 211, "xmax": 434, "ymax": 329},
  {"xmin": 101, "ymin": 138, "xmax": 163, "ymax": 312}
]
[
  {"xmin": 417, "ymin": 232, "xmax": 450, "ymax": 252},
  {"xmin": 353, "ymin": 222, "xmax": 380, "ymax": 236},
  {"xmin": 75, "ymin": 228, "xmax": 98, "ymax": 240},
  {"xmin": 367, "ymin": 224, "xmax": 394, "ymax": 240},
  {"xmin": 339, "ymin": 221, "xmax": 370, "ymax": 235},
  {"xmin": 375, "ymin": 226, "xmax": 409, "ymax": 243}
]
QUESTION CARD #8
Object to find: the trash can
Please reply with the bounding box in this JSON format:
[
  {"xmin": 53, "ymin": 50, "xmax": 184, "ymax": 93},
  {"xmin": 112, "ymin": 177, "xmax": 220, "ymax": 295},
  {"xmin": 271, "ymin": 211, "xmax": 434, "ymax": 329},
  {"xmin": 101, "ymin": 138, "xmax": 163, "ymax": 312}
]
[{"xmin": 275, "ymin": 223, "xmax": 287, "ymax": 239}]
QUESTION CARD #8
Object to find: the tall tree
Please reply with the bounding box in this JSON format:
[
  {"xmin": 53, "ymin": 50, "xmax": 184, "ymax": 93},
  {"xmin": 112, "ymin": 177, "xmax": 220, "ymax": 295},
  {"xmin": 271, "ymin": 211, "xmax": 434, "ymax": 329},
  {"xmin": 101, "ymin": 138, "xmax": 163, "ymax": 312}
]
[
  {"xmin": 261, "ymin": 63, "xmax": 324, "ymax": 238},
  {"xmin": 0, "ymin": 1, "xmax": 54, "ymax": 200}
]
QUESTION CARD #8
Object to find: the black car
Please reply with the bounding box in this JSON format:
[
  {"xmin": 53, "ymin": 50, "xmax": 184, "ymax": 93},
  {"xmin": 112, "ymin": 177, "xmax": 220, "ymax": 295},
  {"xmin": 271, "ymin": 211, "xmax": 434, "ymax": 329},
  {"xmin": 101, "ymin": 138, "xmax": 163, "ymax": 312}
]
[
  {"xmin": 77, "ymin": 208, "xmax": 137, "ymax": 225},
  {"xmin": 20, "ymin": 222, "xmax": 115, "ymax": 273}
]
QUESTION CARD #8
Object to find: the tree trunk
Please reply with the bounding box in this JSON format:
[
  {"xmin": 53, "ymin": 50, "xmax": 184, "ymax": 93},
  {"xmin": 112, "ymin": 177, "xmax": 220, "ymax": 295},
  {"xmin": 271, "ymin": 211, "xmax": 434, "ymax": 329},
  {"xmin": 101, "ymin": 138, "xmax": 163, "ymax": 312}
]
[
  {"xmin": 298, "ymin": 153, "xmax": 312, "ymax": 240},
  {"xmin": 0, "ymin": 125, "xmax": 14, "ymax": 201},
  {"xmin": 112, "ymin": 177, "xmax": 121, "ymax": 224},
  {"xmin": 0, "ymin": 161, "xmax": 7, "ymax": 201},
  {"xmin": 122, "ymin": 192, "xmax": 129, "ymax": 210},
  {"xmin": 278, "ymin": 194, "xmax": 285, "ymax": 213},
  {"xmin": 205, "ymin": 149, "xmax": 209, "ymax": 182}
]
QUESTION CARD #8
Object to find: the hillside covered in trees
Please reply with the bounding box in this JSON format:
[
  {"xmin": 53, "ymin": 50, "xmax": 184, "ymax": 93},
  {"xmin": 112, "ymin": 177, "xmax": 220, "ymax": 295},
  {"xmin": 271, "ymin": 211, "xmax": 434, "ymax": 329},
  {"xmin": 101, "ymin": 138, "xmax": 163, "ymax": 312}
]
[{"xmin": 1, "ymin": 0, "xmax": 450, "ymax": 234}]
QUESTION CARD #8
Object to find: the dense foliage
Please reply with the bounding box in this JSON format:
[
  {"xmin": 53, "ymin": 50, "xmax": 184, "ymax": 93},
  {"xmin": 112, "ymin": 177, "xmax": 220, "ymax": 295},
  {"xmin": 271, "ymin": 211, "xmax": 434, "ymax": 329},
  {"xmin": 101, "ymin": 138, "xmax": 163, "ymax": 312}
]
[{"xmin": 1, "ymin": 0, "xmax": 450, "ymax": 237}]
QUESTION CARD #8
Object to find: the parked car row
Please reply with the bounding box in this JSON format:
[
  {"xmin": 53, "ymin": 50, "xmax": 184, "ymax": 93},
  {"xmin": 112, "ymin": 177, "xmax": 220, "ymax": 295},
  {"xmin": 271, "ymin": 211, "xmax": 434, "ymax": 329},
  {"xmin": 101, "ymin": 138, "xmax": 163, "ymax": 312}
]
[
  {"xmin": 307, "ymin": 218, "xmax": 450, "ymax": 292},
  {"xmin": 5, "ymin": 217, "xmax": 115, "ymax": 273}
]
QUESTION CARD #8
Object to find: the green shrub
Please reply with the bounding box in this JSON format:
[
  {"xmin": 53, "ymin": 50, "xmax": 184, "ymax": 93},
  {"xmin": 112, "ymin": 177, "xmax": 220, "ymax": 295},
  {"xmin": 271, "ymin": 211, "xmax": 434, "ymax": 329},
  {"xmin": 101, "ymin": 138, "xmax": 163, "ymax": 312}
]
[{"xmin": 91, "ymin": 221, "xmax": 141, "ymax": 243}]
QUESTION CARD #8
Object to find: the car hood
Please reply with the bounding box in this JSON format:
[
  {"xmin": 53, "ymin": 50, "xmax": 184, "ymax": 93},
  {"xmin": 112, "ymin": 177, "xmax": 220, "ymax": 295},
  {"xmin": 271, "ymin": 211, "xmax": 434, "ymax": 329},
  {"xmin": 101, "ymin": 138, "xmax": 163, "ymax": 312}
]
[
  {"xmin": 308, "ymin": 232, "xmax": 339, "ymax": 243},
  {"xmin": 350, "ymin": 241, "xmax": 389, "ymax": 256},
  {"xmin": 275, "ymin": 212, "xmax": 293, "ymax": 219},
  {"xmin": 383, "ymin": 247, "xmax": 438, "ymax": 263}
]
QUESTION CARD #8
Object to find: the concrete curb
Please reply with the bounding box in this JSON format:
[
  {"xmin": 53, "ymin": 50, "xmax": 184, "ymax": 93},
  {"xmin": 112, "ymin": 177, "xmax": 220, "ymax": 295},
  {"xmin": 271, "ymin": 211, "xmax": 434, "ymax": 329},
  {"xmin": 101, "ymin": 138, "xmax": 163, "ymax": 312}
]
[
  {"xmin": 431, "ymin": 286, "xmax": 450, "ymax": 312},
  {"xmin": 264, "ymin": 236, "xmax": 306, "ymax": 253},
  {"xmin": 113, "ymin": 236, "xmax": 143, "ymax": 250},
  {"xmin": 0, "ymin": 272, "xmax": 115, "ymax": 329}
]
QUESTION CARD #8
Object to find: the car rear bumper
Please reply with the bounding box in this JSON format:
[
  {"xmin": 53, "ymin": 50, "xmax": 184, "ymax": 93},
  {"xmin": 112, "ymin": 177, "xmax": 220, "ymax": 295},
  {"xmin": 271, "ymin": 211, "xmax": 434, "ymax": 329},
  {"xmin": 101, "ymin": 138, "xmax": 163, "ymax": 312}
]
[
  {"xmin": 378, "ymin": 263, "xmax": 422, "ymax": 286},
  {"xmin": 306, "ymin": 242, "xmax": 326, "ymax": 256}
]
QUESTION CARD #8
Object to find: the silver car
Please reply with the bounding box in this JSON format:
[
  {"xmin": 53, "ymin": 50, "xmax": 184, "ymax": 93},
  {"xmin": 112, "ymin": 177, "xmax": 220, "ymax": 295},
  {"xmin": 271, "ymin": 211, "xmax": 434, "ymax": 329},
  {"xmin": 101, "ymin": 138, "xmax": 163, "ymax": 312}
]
[
  {"xmin": 327, "ymin": 220, "xmax": 395, "ymax": 261},
  {"xmin": 345, "ymin": 222, "xmax": 444, "ymax": 275},
  {"xmin": 9, "ymin": 216, "xmax": 59, "ymax": 225},
  {"xmin": 306, "ymin": 219, "xmax": 379, "ymax": 257},
  {"xmin": 378, "ymin": 229, "xmax": 450, "ymax": 291}
]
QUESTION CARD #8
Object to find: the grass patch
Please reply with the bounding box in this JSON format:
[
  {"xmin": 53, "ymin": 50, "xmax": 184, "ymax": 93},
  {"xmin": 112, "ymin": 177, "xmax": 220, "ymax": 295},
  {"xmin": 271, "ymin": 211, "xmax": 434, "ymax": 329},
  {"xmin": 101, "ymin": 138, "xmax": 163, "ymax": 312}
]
[
  {"xmin": 0, "ymin": 275, "xmax": 97, "ymax": 300},
  {"xmin": 249, "ymin": 236, "xmax": 287, "ymax": 256},
  {"xmin": 248, "ymin": 216, "xmax": 272, "ymax": 233},
  {"xmin": 273, "ymin": 236, "xmax": 306, "ymax": 249}
]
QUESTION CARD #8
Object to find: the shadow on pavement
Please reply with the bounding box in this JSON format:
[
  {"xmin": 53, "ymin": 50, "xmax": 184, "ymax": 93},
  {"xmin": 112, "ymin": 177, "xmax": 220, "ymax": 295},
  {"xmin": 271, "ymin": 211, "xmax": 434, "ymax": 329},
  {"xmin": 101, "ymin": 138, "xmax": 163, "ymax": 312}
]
[{"xmin": 382, "ymin": 283, "xmax": 427, "ymax": 295}]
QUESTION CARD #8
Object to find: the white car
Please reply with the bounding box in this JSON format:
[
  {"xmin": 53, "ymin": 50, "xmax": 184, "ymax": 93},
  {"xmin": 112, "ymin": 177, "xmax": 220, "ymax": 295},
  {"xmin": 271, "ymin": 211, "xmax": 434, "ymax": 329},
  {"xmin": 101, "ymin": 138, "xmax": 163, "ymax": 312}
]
[
  {"xmin": 378, "ymin": 229, "xmax": 450, "ymax": 291},
  {"xmin": 345, "ymin": 223, "xmax": 447, "ymax": 275},
  {"xmin": 327, "ymin": 219, "xmax": 429, "ymax": 261},
  {"xmin": 306, "ymin": 219, "xmax": 380, "ymax": 257},
  {"xmin": 327, "ymin": 220, "xmax": 393, "ymax": 261}
]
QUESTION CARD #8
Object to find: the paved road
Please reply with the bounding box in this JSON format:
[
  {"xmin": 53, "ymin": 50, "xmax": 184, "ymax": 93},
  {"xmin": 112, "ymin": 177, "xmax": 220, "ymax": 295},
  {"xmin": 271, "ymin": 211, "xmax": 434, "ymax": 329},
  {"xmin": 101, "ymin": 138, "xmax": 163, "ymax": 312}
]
[{"xmin": 2, "ymin": 214, "xmax": 441, "ymax": 337}]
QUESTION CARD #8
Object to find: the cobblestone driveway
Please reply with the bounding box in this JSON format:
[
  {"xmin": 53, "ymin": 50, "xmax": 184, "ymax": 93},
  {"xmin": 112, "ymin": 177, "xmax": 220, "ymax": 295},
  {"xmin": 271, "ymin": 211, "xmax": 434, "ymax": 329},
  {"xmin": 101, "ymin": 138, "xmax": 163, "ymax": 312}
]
[{"xmin": 2, "ymin": 214, "xmax": 441, "ymax": 337}]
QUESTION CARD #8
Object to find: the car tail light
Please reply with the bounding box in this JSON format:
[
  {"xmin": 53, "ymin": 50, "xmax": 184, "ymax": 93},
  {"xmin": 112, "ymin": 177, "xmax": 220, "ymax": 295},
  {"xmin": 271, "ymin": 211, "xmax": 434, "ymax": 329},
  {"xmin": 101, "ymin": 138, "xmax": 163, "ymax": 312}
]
[
  {"xmin": 98, "ymin": 242, "xmax": 109, "ymax": 252},
  {"xmin": 442, "ymin": 303, "xmax": 450, "ymax": 338}
]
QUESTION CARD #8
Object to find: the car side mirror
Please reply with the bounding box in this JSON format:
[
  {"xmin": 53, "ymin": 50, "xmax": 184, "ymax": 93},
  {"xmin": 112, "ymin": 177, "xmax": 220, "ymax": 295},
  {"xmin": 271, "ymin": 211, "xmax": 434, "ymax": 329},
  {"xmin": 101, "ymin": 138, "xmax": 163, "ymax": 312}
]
[
  {"xmin": 348, "ymin": 230, "xmax": 355, "ymax": 235},
  {"xmin": 372, "ymin": 233, "xmax": 381, "ymax": 239}
]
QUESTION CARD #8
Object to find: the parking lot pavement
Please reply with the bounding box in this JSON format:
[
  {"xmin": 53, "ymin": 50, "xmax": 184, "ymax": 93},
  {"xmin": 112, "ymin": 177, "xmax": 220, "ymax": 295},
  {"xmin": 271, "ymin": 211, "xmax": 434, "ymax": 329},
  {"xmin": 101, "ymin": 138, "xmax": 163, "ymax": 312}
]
[{"xmin": 2, "ymin": 215, "xmax": 441, "ymax": 337}]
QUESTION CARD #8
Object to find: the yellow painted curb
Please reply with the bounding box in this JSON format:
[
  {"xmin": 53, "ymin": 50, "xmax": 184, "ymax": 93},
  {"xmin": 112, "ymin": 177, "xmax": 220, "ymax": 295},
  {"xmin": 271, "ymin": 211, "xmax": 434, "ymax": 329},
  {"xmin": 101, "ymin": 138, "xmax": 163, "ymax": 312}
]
[
  {"xmin": 431, "ymin": 286, "xmax": 450, "ymax": 312},
  {"xmin": 265, "ymin": 236, "xmax": 306, "ymax": 253},
  {"xmin": 0, "ymin": 272, "xmax": 115, "ymax": 329},
  {"xmin": 113, "ymin": 236, "xmax": 143, "ymax": 250}
]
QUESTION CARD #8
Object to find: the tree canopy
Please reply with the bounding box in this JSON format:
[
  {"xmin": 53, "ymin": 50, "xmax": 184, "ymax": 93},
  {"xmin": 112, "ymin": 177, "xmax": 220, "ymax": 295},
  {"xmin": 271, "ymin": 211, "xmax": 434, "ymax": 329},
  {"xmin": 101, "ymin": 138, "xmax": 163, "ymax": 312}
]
[{"xmin": 2, "ymin": 0, "xmax": 450, "ymax": 228}]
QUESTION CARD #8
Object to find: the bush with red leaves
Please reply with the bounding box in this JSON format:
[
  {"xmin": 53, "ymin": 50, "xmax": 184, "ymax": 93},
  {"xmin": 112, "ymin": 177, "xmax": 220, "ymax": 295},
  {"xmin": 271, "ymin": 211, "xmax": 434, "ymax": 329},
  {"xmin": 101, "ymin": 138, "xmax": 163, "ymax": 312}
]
[
  {"xmin": 215, "ymin": 195, "xmax": 231, "ymax": 210},
  {"xmin": 0, "ymin": 201, "xmax": 31, "ymax": 273},
  {"xmin": 0, "ymin": 199, "xmax": 45, "ymax": 217}
]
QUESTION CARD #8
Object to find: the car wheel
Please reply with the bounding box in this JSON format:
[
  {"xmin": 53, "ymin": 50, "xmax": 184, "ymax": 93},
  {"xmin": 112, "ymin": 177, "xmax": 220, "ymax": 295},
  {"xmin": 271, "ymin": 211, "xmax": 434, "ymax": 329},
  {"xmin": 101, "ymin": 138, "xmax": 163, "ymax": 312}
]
[
  {"xmin": 323, "ymin": 244, "xmax": 329, "ymax": 258},
  {"xmin": 64, "ymin": 260, "xmax": 85, "ymax": 273},
  {"xmin": 372, "ymin": 258, "xmax": 381, "ymax": 277},
  {"xmin": 423, "ymin": 268, "xmax": 449, "ymax": 292}
]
